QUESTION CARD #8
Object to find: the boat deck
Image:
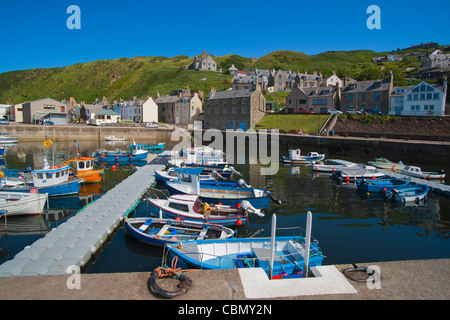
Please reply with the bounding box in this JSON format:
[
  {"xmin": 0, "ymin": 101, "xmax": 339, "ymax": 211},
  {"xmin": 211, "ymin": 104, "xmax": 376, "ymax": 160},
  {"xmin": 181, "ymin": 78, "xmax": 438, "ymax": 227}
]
[{"xmin": 0, "ymin": 151, "xmax": 171, "ymax": 277}]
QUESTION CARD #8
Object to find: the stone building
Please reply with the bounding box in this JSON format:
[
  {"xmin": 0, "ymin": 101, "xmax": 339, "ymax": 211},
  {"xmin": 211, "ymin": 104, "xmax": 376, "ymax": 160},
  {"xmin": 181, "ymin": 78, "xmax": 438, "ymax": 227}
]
[
  {"xmin": 285, "ymin": 85, "xmax": 341, "ymax": 113},
  {"xmin": 204, "ymin": 84, "xmax": 266, "ymax": 130},
  {"xmin": 188, "ymin": 50, "xmax": 217, "ymax": 71},
  {"xmin": 340, "ymin": 72, "xmax": 394, "ymax": 114},
  {"xmin": 155, "ymin": 87, "xmax": 202, "ymax": 125}
]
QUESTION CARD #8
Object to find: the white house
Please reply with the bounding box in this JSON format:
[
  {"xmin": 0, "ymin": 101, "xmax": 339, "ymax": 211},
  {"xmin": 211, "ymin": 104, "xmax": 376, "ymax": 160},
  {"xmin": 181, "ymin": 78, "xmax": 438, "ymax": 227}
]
[
  {"xmin": 323, "ymin": 71, "xmax": 343, "ymax": 87},
  {"xmin": 142, "ymin": 97, "xmax": 158, "ymax": 123},
  {"xmin": 389, "ymin": 80, "xmax": 447, "ymax": 116},
  {"xmin": 88, "ymin": 109, "xmax": 121, "ymax": 125}
]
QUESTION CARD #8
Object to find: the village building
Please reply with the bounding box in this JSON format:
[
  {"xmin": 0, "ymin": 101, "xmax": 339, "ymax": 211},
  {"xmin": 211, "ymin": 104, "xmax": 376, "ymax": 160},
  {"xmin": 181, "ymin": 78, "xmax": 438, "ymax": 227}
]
[
  {"xmin": 20, "ymin": 98, "xmax": 68, "ymax": 124},
  {"xmin": 188, "ymin": 50, "xmax": 217, "ymax": 71},
  {"xmin": 204, "ymin": 84, "xmax": 266, "ymax": 131},
  {"xmin": 155, "ymin": 87, "xmax": 202, "ymax": 125},
  {"xmin": 285, "ymin": 85, "xmax": 341, "ymax": 113},
  {"xmin": 340, "ymin": 72, "xmax": 394, "ymax": 114},
  {"xmin": 389, "ymin": 80, "xmax": 447, "ymax": 116}
]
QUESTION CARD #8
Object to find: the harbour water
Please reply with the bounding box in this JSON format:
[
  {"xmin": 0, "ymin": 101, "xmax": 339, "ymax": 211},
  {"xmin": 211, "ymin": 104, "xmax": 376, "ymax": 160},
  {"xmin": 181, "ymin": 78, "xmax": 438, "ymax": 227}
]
[{"xmin": 0, "ymin": 136, "xmax": 449, "ymax": 274}]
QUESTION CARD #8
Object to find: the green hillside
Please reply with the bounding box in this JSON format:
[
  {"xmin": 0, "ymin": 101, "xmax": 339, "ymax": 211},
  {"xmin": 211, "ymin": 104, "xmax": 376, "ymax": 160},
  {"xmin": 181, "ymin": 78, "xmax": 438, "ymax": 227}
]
[{"xmin": 0, "ymin": 46, "xmax": 445, "ymax": 105}]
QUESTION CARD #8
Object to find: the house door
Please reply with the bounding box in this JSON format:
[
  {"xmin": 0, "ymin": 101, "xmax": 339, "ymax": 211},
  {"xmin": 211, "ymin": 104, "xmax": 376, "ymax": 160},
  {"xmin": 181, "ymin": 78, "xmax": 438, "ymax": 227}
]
[
  {"xmin": 239, "ymin": 122, "xmax": 247, "ymax": 131},
  {"xmin": 229, "ymin": 122, "xmax": 234, "ymax": 129}
]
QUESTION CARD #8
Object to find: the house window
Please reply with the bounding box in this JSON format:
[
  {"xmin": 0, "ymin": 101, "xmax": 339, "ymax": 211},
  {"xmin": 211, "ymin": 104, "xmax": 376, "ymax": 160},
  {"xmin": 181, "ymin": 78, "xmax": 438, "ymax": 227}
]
[
  {"xmin": 232, "ymin": 107, "xmax": 237, "ymax": 113},
  {"xmin": 375, "ymin": 104, "xmax": 380, "ymax": 111},
  {"xmin": 288, "ymin": 99, "xmax": 292, "ymax": 104},
  {"xmin": 349, "ymin": 94, "xmax": 353, "ymax": 101},
  {"xmin": 215, "ymin": 108, "xmax": 218, "ymax": 113},
  {"xmin": 407, "ymin": 94, "xmax": 412, "ymax": 100},
  {"xmin": 375, "ymin": 93, "xmax": 380, "ymax": 100},
  {"xmin": 242, "ymin": 98, "xmax": 247, "ymax": 104},
  {"xmin": 223, "ymin": 108, "xmax": 228, "ymax": 113},
  {"xmin": 426, "ymin": 93, "xmax": 432, "ymax": 100},
  {"xmin": 433, "ymin": 93, "xmax": 439, "ymax": 99},
  {"xmin": 242, "ymin": 107, "xmax": 246, "ymax": 113},
  {"xmin": 299, "ymin": 99, "xmax": 306, "ymax": 104},
  {"xmin": 223, "ymin": 99, "xmax": 227, "ymax": 105},
  {"xmin": 395, "ymin": 97, "xmax": 404, "ymax": 102},
  {"xmin": 232, "ymin": 99, "xmax": 237, "ymax": 104},
  {"xmin": 361, "ymin": 93, "xmax": 366, "ymax": 101}
]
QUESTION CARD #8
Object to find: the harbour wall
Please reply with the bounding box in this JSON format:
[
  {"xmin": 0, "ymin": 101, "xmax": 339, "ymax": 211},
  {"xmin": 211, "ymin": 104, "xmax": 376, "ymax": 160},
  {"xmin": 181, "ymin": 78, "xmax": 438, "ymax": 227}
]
[{"xmin": 2, "ymin": 125, "xmax": 449, "ymax": 160}]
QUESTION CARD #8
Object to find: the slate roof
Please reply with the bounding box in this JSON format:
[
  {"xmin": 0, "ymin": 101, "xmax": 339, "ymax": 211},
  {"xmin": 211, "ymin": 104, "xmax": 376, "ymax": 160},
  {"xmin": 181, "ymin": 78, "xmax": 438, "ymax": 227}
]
[{"xmin": 206, "ymin": 88, "xmax": 255, "ymax": 100}]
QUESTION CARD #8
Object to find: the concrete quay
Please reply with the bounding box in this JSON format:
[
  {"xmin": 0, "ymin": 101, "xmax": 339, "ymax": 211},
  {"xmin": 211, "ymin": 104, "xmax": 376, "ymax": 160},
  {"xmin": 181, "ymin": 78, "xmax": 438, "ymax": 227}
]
[{"xmin": 0, "ymin": 258, "xmax": 448, "ymax": 300}]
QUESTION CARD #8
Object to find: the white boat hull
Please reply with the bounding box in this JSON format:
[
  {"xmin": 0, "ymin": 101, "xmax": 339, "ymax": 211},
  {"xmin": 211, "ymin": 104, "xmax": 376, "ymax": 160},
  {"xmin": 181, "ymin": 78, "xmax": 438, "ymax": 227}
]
[{"xmin": 0, "ymin": 192, "xmax": 48, "ymax": 216}]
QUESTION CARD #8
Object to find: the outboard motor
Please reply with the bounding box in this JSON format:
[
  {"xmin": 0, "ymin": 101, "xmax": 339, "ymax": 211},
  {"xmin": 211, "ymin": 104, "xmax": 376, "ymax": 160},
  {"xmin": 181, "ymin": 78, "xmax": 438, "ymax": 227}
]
[
  {"xmin": 263, "ymin": 190, "xmax": 282, "ymax": 204},
  {"xmin": 224, "ymin": 165, "xmax": 242, "ymax": 177},
  {"xmin": 237, "ymin": 178, "xmax": 252, "ymax": 188},
  {"xmin": 211, "ymin": 170, "xmax": 226, "ymax": 181},
  {"xmin": 241, "ymin": 200, "xmax": 264, "ymax": 217}
]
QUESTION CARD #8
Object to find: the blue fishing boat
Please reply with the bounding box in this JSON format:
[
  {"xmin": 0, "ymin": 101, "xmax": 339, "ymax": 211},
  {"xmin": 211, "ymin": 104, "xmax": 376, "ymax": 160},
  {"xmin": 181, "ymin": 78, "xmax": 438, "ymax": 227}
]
[
  {"xmin": 0, "ymin": 159, "xmax": 83, "ymax": 196},
  {"xmin": 124, "ymin": 217, "xmax": 235, "ymax": 247},
  {"xmin": 356, "ymin": 177, "xmax": 411, "ymax": 192},
  {"xmin": 95, "ymin": 143, "xmax": 149, "ymax": 162},
  {"xmin": 0, "ymin": 146, "xmax": 4, "ymax": 157},
  {"xmin": 164, "ymin": 236, "xmax": 325, "ymax": 278},
  {"xmin": 385, "ymin": 184, "xmax": 430, "ymax": 204},
  {"xmin": 143, "ymin": 142, "xmax": 165, "ymax": 151},
  {"xmin": 165, "ymin": 168, "xmax": 281, "ymax": 209}
]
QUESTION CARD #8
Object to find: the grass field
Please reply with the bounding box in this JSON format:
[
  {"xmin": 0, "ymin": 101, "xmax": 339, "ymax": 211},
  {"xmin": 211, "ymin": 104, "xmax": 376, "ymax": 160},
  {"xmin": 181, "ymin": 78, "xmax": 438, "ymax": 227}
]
[{"xmin": 255, "ymin": 114, "xmax": 329, "ymax": 133}]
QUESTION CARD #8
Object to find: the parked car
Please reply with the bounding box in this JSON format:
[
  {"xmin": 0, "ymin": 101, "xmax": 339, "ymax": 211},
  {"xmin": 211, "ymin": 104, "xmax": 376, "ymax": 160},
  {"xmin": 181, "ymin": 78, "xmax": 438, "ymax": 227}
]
[
  {"xmin": 297, "ymin": 110, "xmax": 314, "ymax": 114},
  {"xmin": 42, "ymin": 120, "xmax": 54, "ymax": 126},
  {"xmin": 145, "ymin": 123, "xmax": 158, "ymax": 128},
  {"xmin": 0, "ymin": 119, "xmax": 9, "ymax": 125},
  {"xmin": 345, "ymin": 110, "xmax": 362, "ymax": 115},
  {"xmin": 327, "ymin": 109, "xmax": 343, "ymax": 114},
  {"xmin": 364, "ymin": 110, "xmax": 383, "ymax": 115}
]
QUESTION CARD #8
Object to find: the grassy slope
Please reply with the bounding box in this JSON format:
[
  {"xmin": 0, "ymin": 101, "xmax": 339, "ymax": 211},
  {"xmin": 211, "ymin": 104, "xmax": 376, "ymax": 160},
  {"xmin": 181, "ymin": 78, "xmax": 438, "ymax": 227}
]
[{"xmin": 0, "ymin": 47, "xmax": 442, "ymax": 105}]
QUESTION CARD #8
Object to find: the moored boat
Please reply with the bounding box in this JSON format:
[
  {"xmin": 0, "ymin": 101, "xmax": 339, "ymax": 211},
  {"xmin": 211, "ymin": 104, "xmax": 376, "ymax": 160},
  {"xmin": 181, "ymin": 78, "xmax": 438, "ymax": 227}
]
[
  {"xmin": 0, "ymin": 133, "xmax": 18, "ymax": 144},
  {"xmin": 385, "ymin": 184, "xmax": 430, "ymax": 204},
  {"xmin": 146, "ymin": 193, "xmax": 264, "ymax": 226},
  {"xmin": 95, "ymin": 143, "xmax": 149, "ymax": 162},
  {"xmin": 281, "ymin": 149, "xmax": 325, "ymax": 165},
  {"xmin": 400, "ymin": 166, "xmax": 445, "ymax": 180},
  {"xmin": 0, "ymin": 191, "xmax": 48, "ymax": 216},
  {"xmin": 124, "ymin": 217, "xmax": 235, "ymax": 247},
  {"xmin": 310, "ymin": 159, "xmax": 356, "ymax": 173},
  {"xmin": 367, "ymin": 158, "xmax": 405, "ymax": 170},
  {"xmin": 64, "ymin": 157, "xmax": 104, "ymax": 183},
  {"xmin": 165, "ymin": 168, "xmax": 281, "ymax": 209},
  {"xmin": 0, "ymin": 159, "xmax": 84, "ymax": 197},
  {"xmin": 164, "ymin": 236, "xmax": 325, "ymax": 278},
  {"xmin": 104, "ymin": 136, "xmax": 126, "ymax": 141},
  {"xmin": 356, "ymin": 177, "xmax": 412, "ymax": 193},
  {"xmin": 331, "ymin": 163, "xmax": 385, "ymax": 181}
]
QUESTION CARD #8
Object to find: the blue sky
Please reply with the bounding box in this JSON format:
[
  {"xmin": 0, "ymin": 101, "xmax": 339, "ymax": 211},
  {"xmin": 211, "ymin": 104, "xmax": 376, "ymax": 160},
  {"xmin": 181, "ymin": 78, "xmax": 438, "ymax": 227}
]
[{"xmin": 0, "ymin": 0, "xmax": 449, "ymax": 73}]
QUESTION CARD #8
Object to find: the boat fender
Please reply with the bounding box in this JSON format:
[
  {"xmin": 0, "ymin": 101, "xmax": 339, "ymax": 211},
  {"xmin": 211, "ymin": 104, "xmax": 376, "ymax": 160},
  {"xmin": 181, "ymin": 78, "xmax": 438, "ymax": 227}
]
[{"xmin": 148, "ymin": 270, "xmax": 192, "ymax": 299}]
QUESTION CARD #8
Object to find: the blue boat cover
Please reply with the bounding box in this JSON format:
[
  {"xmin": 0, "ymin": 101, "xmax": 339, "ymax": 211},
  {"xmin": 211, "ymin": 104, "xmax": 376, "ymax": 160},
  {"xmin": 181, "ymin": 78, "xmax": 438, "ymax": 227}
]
[{"xmin": 173, "ymin": 167, "xmax": 204, "ymax": 176}]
